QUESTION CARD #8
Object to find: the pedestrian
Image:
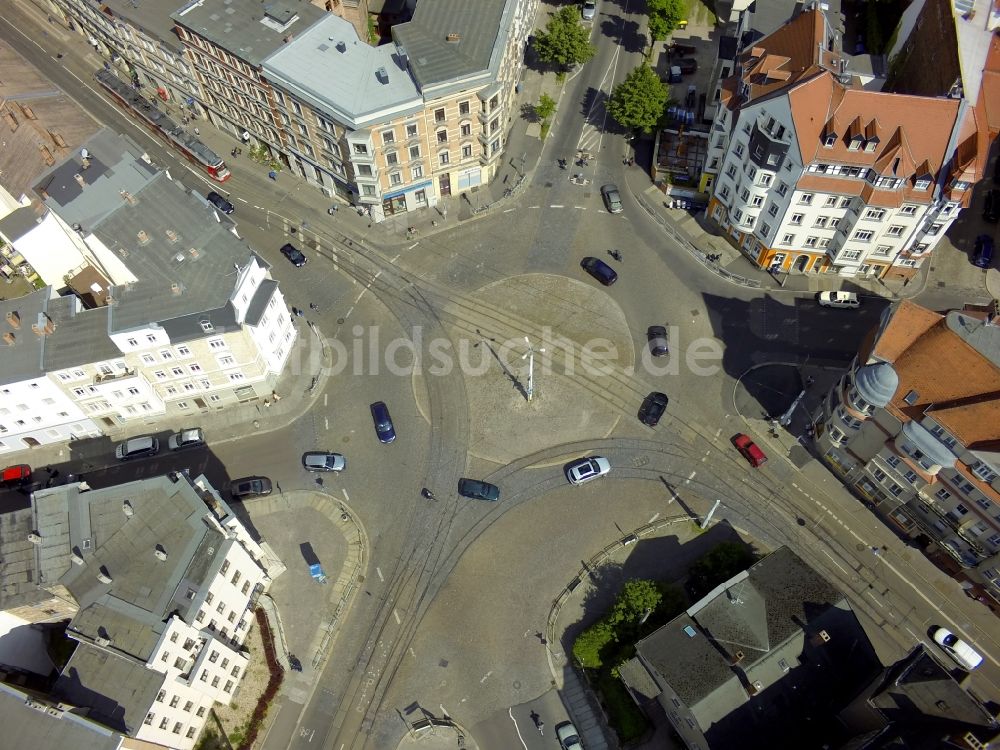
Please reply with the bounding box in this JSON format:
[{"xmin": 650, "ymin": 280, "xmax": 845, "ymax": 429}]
[
  {"xmin": 264, "ymin": 399, "xmax": 271, "ymax": 409},
  {"xmin": 309, "ymin": 302, "xmax": 318, "ymax": 311},
  {"xmin": 193, "ymin": 127, "xmax": 200, "ymax": 136},
  {"xmin": 271, "ymin": 390, "xmax": 281, "ymax": 402},
  {"xmin": 268, "ymin": 170, "xmax": 277, "ymax": 181}
]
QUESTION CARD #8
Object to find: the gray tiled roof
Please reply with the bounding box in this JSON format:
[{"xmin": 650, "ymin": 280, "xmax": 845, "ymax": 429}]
[
  {"xmin": 393, "ymin": 0, "xmax": 508, "ymax": 89},
  {"xmin": 263, "ymin": 13, "xmax": 421, "ymax": 130},
  {"xmin": 0, "ymin": 289, "xmax": 48, "ymax": 384},
  {"xmin": 55, "ymin": 643, "xmax": 162, "ymax": 736},
  {"xmin": 33, "ymin": 475, "xmax": 228, "ymax": 661},
  {"xmin": 99, "ymin": 0, "xmax": 186, "ymax": 53},
  {"xmin": 171, "ymin": 0, "xmax": 327, "ymax": 66},
  {"xmin": 0, "ymin": 681, "xmax": 122, "ymax": 750},
  {"xmin": 0, "ymin": 505, "xmax": 44, "ymax": 611},
  {"xmin": 244, "ymin": 279, "xmax": 277, "ymax": 327}
]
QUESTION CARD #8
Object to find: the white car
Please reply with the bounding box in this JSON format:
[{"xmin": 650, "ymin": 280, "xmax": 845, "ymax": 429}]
[
  {"xmin": 566, "ymin": 456, "xmax": 611, "ymax": 485},
  {"xmin": 816, "ymin": 291, "xmax": 860, "ymax": 308},
  {"xmin": 581, "ymin": 1, "xmax": 596, "ymax": 21},
  {"xmin": 932, "ymin": 627, "xmax": 983, "ymax": 670},
  {"xmin": 556, "ymin": 721, "xmax": 583, "ymax": 750}
]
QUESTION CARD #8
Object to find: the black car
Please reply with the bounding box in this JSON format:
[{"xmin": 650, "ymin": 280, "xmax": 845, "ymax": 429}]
[
  {"xmin": 647, "ymin": 325, "xmax": 669, "ymax": 357},
  {"xmin": 458, "ymin": 478, "xmax": 500, "ymax": 501},
  {"xmin": 581, "ymin": 256, "xmax": 618, "ymax": 286},
  {"xmin": 370, "ymin": 401, "xmax": 396, "ymax": 443},
  {"xmin": 984, "ymin": 189, "xmax": 999, "ymax": 223},
  {"xmin": 231, "ymin": 476, "xmax": 272, "ymax": 499},
  {"xmin": 206, "ymin": 191, "xmax": 234, "ymax": 214},
  {"xmin": 972, "ymin": 234, "xmax": 994, "ymax": 269},
  {"xmin": 677, "ymin": 57, "xmax": 698, "ymax": 74},
  {"xmin": 280, "ymin": 243, "xmax": 307, "ymax": 267},
  {"xmin": 639, "ymin": 391, "xmax": 668, "ymax": 426}
]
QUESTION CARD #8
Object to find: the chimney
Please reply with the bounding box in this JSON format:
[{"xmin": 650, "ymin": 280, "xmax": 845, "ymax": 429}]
[
  {"xmin": 165, "ymin": 229, "xmax": 179, "ymax": 243},
  {"xmin": 170, "ymin": 282, "xmax": 182, "ymax": 296},
  {"xmin": 39, "ymin": 145, "xmax": 55, "ymax": 166},
  {"xmin": 446, "ymin": 33, "xmax": 461, "ymax": 43},
  {"xmin": 3, "ymin": 111, "xmax": 17, "ymax": 132},
  {"xmin": 74, "ymin": 173, "xmax": 86, "ymax": 187},
  {"xmin": 31, "ymin": 312, "xmax": 55, "ymax": 337},
  {"xmin": 50, "ymin": 131, "xmax": 67, "ymax": 148},
  {"xmin": 137, "ymin": 230, "xmax": 150, "ymax": 245},
  {"xmin": 283, "ymin": 33, "xmax": 294, "ymax": 44},
  {"xmin": 336, "ymin": 40, "xmax": 347, "ymax": 52},
  {"xmin": 120, "ymin": 190, "xmax": 137, "ymax": 206},
  {"xmin": 810, "ymin": 630, "xmax": 831, "ymax": 646},
  {"xmin": 376, "ymin": 67, "xmax": 389, "ymax": 84},
  {"xmin": 2, "ymin": 332, "xmax": 14, "ymax": 346},
  {"xmin": 19, "ymin": 104, "xmax": 37, "ymax": 120},
  {"xmin": 6, "ymin": 310, "xmax": 21, "ymax": 329}
]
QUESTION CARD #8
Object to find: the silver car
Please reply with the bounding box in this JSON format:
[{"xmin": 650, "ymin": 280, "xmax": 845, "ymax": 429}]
[
  {"xmin": 565, "ymin": 456, "xmax": 611, "ymax": 485},
  {"xmin": 581, "ymin": 1, "xmax": 596, "ymax": 21},
  {"xmin": 601, "ymin": 183, "xmax": 623, "ymax": 213},
  {"xmin": 556, "ymin": 721, "xmax": 583, "ymax": 750},
  {"xmin": 302, "ymin": 451, "xmax": 346, "ymax": 472},
  {"xmin": 168, "ymin": 427, "xmax": 205, "ymax": 451}
]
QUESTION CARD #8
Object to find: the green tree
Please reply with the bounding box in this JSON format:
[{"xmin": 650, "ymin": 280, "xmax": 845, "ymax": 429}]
[
  {"xmin": 572, "ymin": 617, "xmax": 617, "ymax": 668},
  {"xmin": 610, "ymin": 579, "xmax": 662, "ymax": 626},
  {"xmin": 687, "ymin": 542, "xmax": 759, "ymax": 600},
  {"xmin": 607, "ymin": 64, "xmax": 669, "ymax": 133},
  {"xmin": 535, "ymin": 93, "xmax": 557, "ymax": 122},
  {"xmin": 534, "ymin": 7, "xmax": 596, "ymax": 70},
  {"xmin": 647, "ymin": 0, "xmax": 687, "ymax": 41}
]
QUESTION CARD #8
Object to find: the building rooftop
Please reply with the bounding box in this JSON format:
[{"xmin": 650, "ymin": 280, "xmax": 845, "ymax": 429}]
[
  {"xmin": 0, "ymin": 289, "xmax": 48, "ymax": 384},
  {"xmin": 171, "ymin": 0, "xmax": 327, "ymax": 66},
  {"xmin": 0, "ymin": 680, "xmax": 122, "ymax": 750},
  {"xmin": 0, "ymin": 42, "xmax": 100, "ymax": 204},
  {"xmin": 55, "ymin": 643, "xmax": 162, "ymax": 736},
  {"xmin": 0, "ymin": 505, "xmax": 44, "ymax": 612},
  {"xmin": 0, "ymin": 205, "xmax": 46, "ymax": 243},
  {"xmin": 263, "ymin": 13, "xmax": 422, "ymax": 130},
  {"xmin": 393, "ymin": 0, "xmax": 508, "ymax": 90},
  {"xmin": 32, "ymin": 475, "xmax": 229, "ymax": 661},
  {"xmin": 98, "ymin": 0, "xmax": 186, "ymax": 53}
]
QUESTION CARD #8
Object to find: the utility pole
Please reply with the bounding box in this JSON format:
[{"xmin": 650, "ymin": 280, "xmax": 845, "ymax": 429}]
[{"xmin": 521, "ymin": 336, "xmax": 545, "ymax": 402}]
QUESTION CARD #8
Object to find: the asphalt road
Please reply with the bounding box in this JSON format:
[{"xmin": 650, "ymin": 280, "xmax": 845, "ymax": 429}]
[{"xmin": 4, "ymin": 4, "xmax": 999, "ymax": 750}]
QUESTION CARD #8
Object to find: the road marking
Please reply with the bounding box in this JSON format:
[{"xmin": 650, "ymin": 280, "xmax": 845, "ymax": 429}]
[
  {"xmin": 648, "ymin": 512, "xmax": 660, "ymax": 523},
  {"xmin": 376, "ymin": 567, "xmax": 384, "ymax": 582},
  {"xmin": 408, "ymin": 242, "xmax": 418, "ymax": 250},
  {"xmin": 821, "ymin": 548, "xmax": 850, "ymax": 575},
  {"xmin": 667, "ymin": 486, "xmax": 680, "ymax": 504},
  {"xmin": 715, "ymin": 428, "xmax": 722, "ymax": 437},
  {"xmin": 480, "ymin": 671, "xmax": 493, "ymax": 683},
  {"xmin": 323, "ymin": 394, "xmax": 328, "ymax": 407},
  {"xmin": 342, "ymin": 489, "xmax": 349, "ymax": 502},
  {"xmin": 508, "ymin": 707, "xmax": 530, "ymax": 749},
  {"xmin": 393, "ymin": 609, "xmax": 400, "ymax": 624},
  {"xmin": 503, "ymin": 208, "xmax": 516, "ymax": 213},
  {"xmin": 390, "ymin": 253, "xmax": 401, "ymax": 262},
  {"xmin": 324, "ymin": 417, "xmax": 329, "ymax": 431},
  {"xmin": 549, "ymin": 204, "xmax": 564, "ymax": 208},
  {"xmin": 440, "ymin": 704, "xmax": 450, "ymax": 719},
  {"xmin": 865, "ymin": 590, "xmax": 884, "ymax": 608},
  {"xmin": 409, "ymin": 647, "xmax": 416, "ymax": 658},
  {"xmin": 685, "ymin": 470, "xmax": 696, "ymax": 485}
]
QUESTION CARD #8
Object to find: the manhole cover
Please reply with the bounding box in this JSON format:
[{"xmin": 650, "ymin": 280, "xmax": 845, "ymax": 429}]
[
  {"xmin": 691, "ymin": 309, "xmax": 700, "ymax": 316},
  {"xmin": 337, "ymin": 317, "xmax": 345, "ymax": 324},
  {"xmin": 513, "ymin": 680, "xmax": 521, "ymax": 690},
  {"xmin": 342, "ymin": 436, "xmax": 350, "ymax": 444}
]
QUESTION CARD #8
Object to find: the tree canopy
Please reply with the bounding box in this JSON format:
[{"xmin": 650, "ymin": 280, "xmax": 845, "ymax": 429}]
[
  {"xmin": 648, "ymin": 0, "xmax": 687, "ymax": 41},
  {"xmin": 607, "ymin": 64, "xmax": 669, "ymax": 133},
  {"xmin": 534, "ymin": 7, "xmax": 596, "ymax": 70},
  {"xmin": 687, "ymin": 543, "xmax": 759, "ymax": 600}
]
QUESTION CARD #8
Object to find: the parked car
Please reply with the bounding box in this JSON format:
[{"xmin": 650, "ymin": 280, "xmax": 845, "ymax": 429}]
[
  {"xmin": 972, "ymin": 234, "xmax": 994, "ymax": 269},
  {"xmin": 668, "ymin": 43, "xmax": 697, "ymax": 56},
  {"xmin": 983, "ymin": 189, "xmax": 999, "ymax": 223},
  {"xmin": 581, "ymin": 0, "xmax": 596, "ymax": 21},
  {"xmin": 647, "ymin": 325, "xmax": 669, "ymax": 356},
  {"xmin": 370, "ymin": 401, "xmax": 396, "ymax": 443},
  {"xmin": 600, "ymin": 183, "xmax": 623, "ymax": 213},
  {"xmin": 565, "ymin": 456, "xmax": 611, "ymax": 485},
  {"xmin": 458, "ymin": 478, "xmax": 500, "ymax": 501},
  {"xmin": 676, "ymin": 58, "xmax": 698, "ymax": 74},
  {"xmin": 280, "ymin": 243, "xmax": 307, "ymax": 267},
  {"xmin": 639, "ymin": 391, "xmax": 668, "ymax": 426},
  {"xmin": 168, "ymin": 427, "xmax": 205, "ymax": 451},
  {"xmin": 816, "ymin": 291, "xmax": 860, "ymax": 309},
  {"xmin": 0, "ymin": 464, "xmax": 31, "ymax": 487},
  {"xmin": 115, "ymin": 435, "xmax": 159, "ymax": 461},
  {"xmin": 556, "ymin": 721, "xmax": 583, "ymax": 750},
  {"xmin": 231, "ymin": 476, "xmax": 272, "ymax": 499},
  {"xmin": 206, "ymin": 191, "xmax": 234, "ymax": 214},
  {"xmin": 302, "ymin": 451, "xmax": 346, "ymax": 472},
  {"xmin": 581, "ymin": 256, "xmax": 618, "ymax": 286},
  {"xmin": 731, "ymin": 433, "xmax": 767, "ymax": 467},
  {"xmin": 668, "ymin": 65, "xmax": 682, "ymax": 83},
  {"xmin": 932, "ymin": 627, "xmax": 983, "ymax": 670}
]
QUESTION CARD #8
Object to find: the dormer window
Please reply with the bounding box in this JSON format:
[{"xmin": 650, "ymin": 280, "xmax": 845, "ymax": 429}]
[
  {"xmin": 823, "ymin": 133, "xmax": 837, "ymax": 148},
  {"xmin": 915, "ymin": 179, "xmax": 930, "ymax": 190},
  {"xmin": 199, "ymin": 319, "xmax": 214, "ymax": 333},
  {"xmin": 848, "ymin": 134, "xmax": 864, "ymax": 151},
  {"xmin": 863, "ymin": 137, "xmax": 879, "ymax": 153}
]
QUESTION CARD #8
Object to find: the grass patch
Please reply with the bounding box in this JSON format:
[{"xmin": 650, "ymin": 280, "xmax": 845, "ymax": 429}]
[
  {"xmin": 683, "ymin": 0, "xmax": 716, "ymax": 26},
  {"xmin": 540, "ymin": 119, "xmax": 551, "ymax": 140},
  {"xmin": 596, "ymin": 671, "xmax": 649, "ymax": 742},
  {"xmin": 556, "ymin": 71, "xmax": 566, "ymax": 83}
]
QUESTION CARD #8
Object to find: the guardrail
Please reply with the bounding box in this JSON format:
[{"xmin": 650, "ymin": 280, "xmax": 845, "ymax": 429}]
[{"xmin": 634, "ymin": 192, "xmax": 763, "ymax": 289}]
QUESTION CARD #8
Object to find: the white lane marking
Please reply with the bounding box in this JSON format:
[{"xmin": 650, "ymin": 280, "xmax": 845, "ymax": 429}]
[
  {"xmin": 550, "ymin": 204, "xmax": 564, "ymax": 208},
  {"xmin": 821, "ymin": 548, "xmax": 850, "ymax": 576},
  {"xmin": 376, "ymin": 567, "xmax": 384, "ymax": 582},
  {"xmin": 508, "ymin": 707, "xmax": 530, "ymax": 749},
  {"xmin": 480, "ymin": 671, "xmax": 493, "ymax": 683},
  {"xmin": 408, "ymin": 242, "xmax": 419, "ymax": 250},
  {"xmin": 865, "ymin": 590, "xmax": 884, "ymax": 608},
  {"xmin": 324, "ymin": 417, "xmax": 329, "ymax": 431},
  {"xmin": 685, "ymin": 470, "xmax": 696, "ymax": 485},
  {"xmin": 648, "ymin": 512, "xmax": 660, "ymax": 523},
  {"xmin": 323, "ymin": 394, "xmax": 328, "ymax": 407},
  {"xmin": 342, "ymin": 489, "xmax": 349, "ymax": 502},
  {"xmin": 503, "ymin": 208, "xmax": 516, "ymax": 213},
  {"xmin": 390, "ymin": 253, "xmax": 401, "ymax": 262},
  {"xmin": 393, "ymin": 609, "xmax": 400, "ymax": 624}
]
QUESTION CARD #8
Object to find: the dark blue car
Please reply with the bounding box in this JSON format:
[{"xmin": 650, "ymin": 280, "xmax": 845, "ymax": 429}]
[
  {"xmin": 581, "ymin": 256, "xmax": 618, "ymax": 286},
  {"xmin": 973, "ymin": 235, "xmax": 994, "ymax": 269},
  {"xmin": 370, "ymin": 401, "xmax": 396, "ymax": 443}
]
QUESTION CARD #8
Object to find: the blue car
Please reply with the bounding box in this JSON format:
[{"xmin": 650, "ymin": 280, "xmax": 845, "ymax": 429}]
[
  {"xmin": 581, "ymin": 256, "xmax": 618, "ymax": 286},
  {"xmin": 370, "ymin": 401, "xmax": 396, "ymax": 443},
  {"xmin": 972, "ymin": 235, "xmax": 994, "ymax": 269}
]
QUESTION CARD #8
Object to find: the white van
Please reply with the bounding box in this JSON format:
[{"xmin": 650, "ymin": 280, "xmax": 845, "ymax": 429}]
[
  {"xmin": 933, "ymin": 627, "xmax": 983, "ymax": 670},
  {"xmin": 817, "ymin": 291, "xmax": 860, "ymax": 309}
]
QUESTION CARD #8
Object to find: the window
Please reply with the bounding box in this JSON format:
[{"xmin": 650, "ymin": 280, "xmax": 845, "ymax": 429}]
[
  {"xmin": 758, "ymin": 174, "xmax": 772, "ymax": 187},
  {"xmin": 888, "ymin": 483, "xmax": 904, "ymax": 497},
  {"xmin": 750, "ymin": 195, "xmax": 763, "ymax": 207},
  {"xmin": 157, "ymin": 690, "xmax": 166, "ymax": 703},
  {"xmin": 935, "ymin": 488, "xmax": 952, "ymax": 501},
  {"xmin": 864, "ymin": 208, "xmax": 885, "ymax": 221},
  {"xmin": 389, "ymin": 172, "xmax": 402, "ymax": 185},
  {"xmin": 353, "ymin": 144, "xmax": 368, "ymax": 155},
  {"xmin": 412, "ymin": 165, "xmax": 423, "ymax": 179},
  {"xmin": 212, "ymin": 676, "xmax": 220, "ymax": 688},
  {"xmin": 176, "ymin": 345, "xmax": 190, "ymax": 357},
  {"xmin": 381, "ymin": 130, "xmax": 394, "ymax": 144},
  {"xmin": 873, "ymin": 245, "xmax": 892, "ymax": 257},
  {"xmin": 768, "ymin": 203, "xmax": 778, "ymax": 217},
  {"xmin": 973, "ymin": 462, "xmax": 999, "ymax": 483},
  {"xmin": 734, "ymin": 143, "xmax": 745, "ymax": 157},
  {"xmin": 726, "ymin": 164, "xmax": 737, "ymax": 179},
  {"xmin": 409, "ymin": 145, "xmax": 420, "ymax": 159},
  {"xmin": 224, "ymin": 680, "xmax": 234, "ymax": 692},
  {"xmin": 462, "ymin": 144, "xmax": 472, "ymax": 159},
  {"xmin": 127, "ymin": 337, "xmax": 138, "ymax": 347},
  {"xmin": 460, "ymin": 123, "xmax": 471, "ymax": 137},
  {"xmin": 406, "ymin": 123, "xmax": 417, "ymax": 137},
  {"xmin": 824, "ymin": 196, "xmax": 837, "ymax": 207},
  {"xmin": 439, "ymin": 152, "xmax": 449, "ymax": 165},
  {"xmin": 903, "ymin": 470, "xmax": 919, "ymax": 484},
  {"xmin": 885, "ymin": 454, "xmax": 901, "ymax": 468},
  {"xmin": 459, "ymin": 101, "xmax": 470, "ymax": 115},
  {"xmin": 187, "ymin": 728, "xmax": 196, "ymax": 739},
  {"xmin": 199, "ymin": 320, "xmax": 213, "ymax": 333},
  {"xmin": 813, "ymin": 216, "xmax": 829, "ymax": 228},
  {"xmin": 886, "ymin": 225, "xmax": 905, "ymax": 237},
  {"xmin": 241, "ymin": 580, "xmax": 251, "ymax": 594},
  {"xmin": 776, "ymin": 182, "xmax": 788, "ymax": 197},
  {"xmin": 232, "ymin": 571, "xmax": 241, "ymax": 585},
  {"xmin": 798, "ymin": 194, "xmax": 813, "ymax": 205},
  {"xmin": 221, "ymin": 560, "xmax": 230, "ymax": 575},
  {"xmin": 853, "ymin": 230, "xmax": 874, "ymax": 242},
  {"xmin": 170, "ymin": 696, "xmax": 180, "ymax": 708},
  {"xmin": 790, "ymin": 213, "xmax": 804, "ymax": 225},
  {"xmin": 209, "ymin": 338, "xmax": 226, "ymax": 350},
  {"xmin": 839, "ymin": 197, "xmax": 852, "ymax": 208},
  {"xmin": 760, "ymin": 222, "xmax": 771, "ymax": 237},
  {"xmin": 434, "ymin": 108, "xmax": 446, "ymax": 123},
  {"xmin": 436, "ymin": 130, "xmax": 448, "ymax": 144},
  {"xmin": 197, "ymin": 707, "xmax": 207, "ymax": 718},
  {"xmin": 781, "ymin": 233, "xmax": 795, "ymax": 245},
  {"xmin": 386, "ymin": 152, "xmax": 398, "ymax": 166},
  {"xmin": 900, "ymin": 204, "xmax": 917, "ymax": 216},
  {"xmin": 915, "ymin": 179, "xmax": 930, "ymax": 190},
  {"xmin": 804, "ymin": 236, "xmax": 818, "ymax": 247},
  {"xmin": 872, "ymin": 468, "xmax": 887, "ymax": 482},
  {"xmin": 160, "ymin": 718, "xmax": 169, "ymax": 730},
  {"xmin": 173, "ymin": 722, "xmax": 183, "ymax": 734},
  {"xmin": 357, "ymin": 164, "xmax": 373, "ymax": 176}
]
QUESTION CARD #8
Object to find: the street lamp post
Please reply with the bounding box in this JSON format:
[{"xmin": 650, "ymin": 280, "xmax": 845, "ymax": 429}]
[{"xmin": 521, "ymin": 336, "xmax": 545, "ymax": 402}]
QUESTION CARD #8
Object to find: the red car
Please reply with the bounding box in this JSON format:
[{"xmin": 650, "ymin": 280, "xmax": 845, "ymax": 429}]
[
  {"xmin": 731, "ymin": 434, "xmax": 767, "ymax": 467},
  {"xmin": 1, "ymin": 464, "xmax": 32, "ymax": 486}
]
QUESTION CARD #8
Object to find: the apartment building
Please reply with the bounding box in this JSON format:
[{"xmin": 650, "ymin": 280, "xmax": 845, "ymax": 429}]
[
  {"xmin": 0, "ymin": 471, "xmax": 281, "ymax": 749},
  {"xmin": 0, "ymin": 129, "xmax": 295, "ymax": 454},
  {"xmin": 813, "ymin": 300, "xmax": 1000, "ymax": 602},
  {"xmin": 45, "ymin": 0, "xmax": 206, "ymax": 118},
  {"xmin": 703, "ymin": 6, "xmax": 998, "ymax": 280}
]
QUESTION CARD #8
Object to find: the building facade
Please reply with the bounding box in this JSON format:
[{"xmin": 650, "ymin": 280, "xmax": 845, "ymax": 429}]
[
  {"xmin": 812, "ymin": 300, "xmax": 1000, "ymax": 603},
  {"xmin": 702, "ymin": 6, "xmax": 998, "ymax": 280},
  {"xmin": 0, "ymin": 471, "xmax": 282, "ymax": 749},
  {"xmin": 0, "ymin": 130, "xmax": 296, "ymax": 455}
]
